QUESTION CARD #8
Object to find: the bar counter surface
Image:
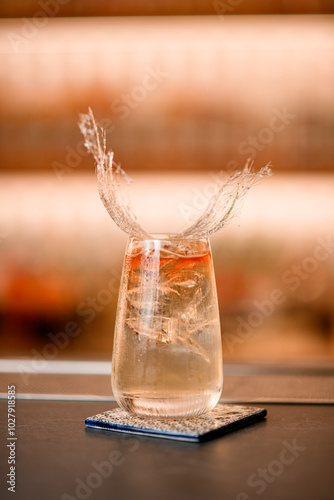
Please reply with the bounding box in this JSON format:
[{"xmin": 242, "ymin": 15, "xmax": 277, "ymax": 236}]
[{"xmin": 0, "ymin": 365, "xmax": 334, "ymax": 500}]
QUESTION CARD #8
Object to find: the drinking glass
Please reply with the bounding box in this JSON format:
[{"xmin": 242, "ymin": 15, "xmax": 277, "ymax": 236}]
[{"xmin": 111, "ymin": 235, "xmax": 223, "ymax": 418}]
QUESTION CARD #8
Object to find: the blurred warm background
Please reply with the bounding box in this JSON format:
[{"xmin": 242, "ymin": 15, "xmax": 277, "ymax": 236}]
[{"xmin": 0, "ymin": 1, "xmax": 334, "ymax": 363}]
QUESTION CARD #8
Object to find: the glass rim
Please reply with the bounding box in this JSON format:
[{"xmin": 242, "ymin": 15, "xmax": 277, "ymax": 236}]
[{"xmin": 129, "ymin": 233, "xmax": 209, "ymax": 242}]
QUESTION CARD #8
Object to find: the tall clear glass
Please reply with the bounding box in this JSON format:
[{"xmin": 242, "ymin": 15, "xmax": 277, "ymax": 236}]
[{"xmin": 112, "ymin": 235, "xmax": 223, "ymax": 418}]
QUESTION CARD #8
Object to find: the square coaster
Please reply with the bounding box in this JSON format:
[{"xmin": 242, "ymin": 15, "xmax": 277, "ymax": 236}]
[{"xmin": 85, "ymin": 404, "xmax": 267, "ymax": 442}]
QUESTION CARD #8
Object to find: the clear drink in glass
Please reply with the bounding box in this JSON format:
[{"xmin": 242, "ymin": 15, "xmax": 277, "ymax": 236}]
[{"xmin": 112, "ymin": 235, "xmax": 223, "ymax": 418}]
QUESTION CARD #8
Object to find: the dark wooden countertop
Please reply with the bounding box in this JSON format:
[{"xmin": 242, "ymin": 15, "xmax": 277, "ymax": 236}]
[{"xmin": 1, "ymin": 399, "xmax": 333, "ymax": 500}]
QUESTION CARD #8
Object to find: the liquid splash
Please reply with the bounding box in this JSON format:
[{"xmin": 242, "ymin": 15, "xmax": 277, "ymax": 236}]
[{"xmin": 79, "ymin": 108, "xmax": 271, "ymax": 239}]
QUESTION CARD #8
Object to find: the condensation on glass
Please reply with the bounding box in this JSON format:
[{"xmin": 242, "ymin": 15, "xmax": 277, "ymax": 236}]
[{"xmin": 112, "ymin": 235, "xmax": 223, "ymax": 418}]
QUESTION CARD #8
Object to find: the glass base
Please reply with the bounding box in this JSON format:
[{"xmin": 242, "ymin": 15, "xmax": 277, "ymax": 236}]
[{"xmin": 115, "ymin": 390, "xmax": 222, "ymax": 419}]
